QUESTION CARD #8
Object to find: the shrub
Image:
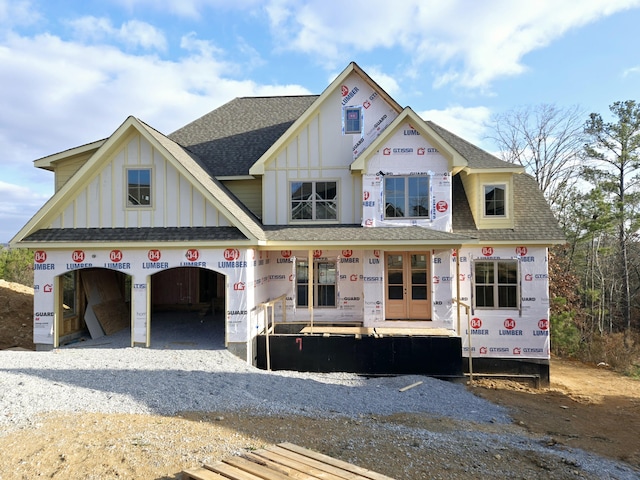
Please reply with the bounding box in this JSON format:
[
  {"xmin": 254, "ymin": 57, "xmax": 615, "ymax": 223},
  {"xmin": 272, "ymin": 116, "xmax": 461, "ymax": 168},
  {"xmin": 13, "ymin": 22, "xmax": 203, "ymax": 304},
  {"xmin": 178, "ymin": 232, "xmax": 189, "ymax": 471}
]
[{"xmin": 0, "ymin": 247, "xmax": 34, "ymax": 287}]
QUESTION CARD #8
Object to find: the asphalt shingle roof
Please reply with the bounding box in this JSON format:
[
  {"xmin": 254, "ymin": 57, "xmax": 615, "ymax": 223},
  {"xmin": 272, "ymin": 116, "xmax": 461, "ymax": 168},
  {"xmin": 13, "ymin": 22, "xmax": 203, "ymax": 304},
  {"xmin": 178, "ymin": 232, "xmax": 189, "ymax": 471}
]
[
  {"xmin": 21, "ymin": 93, "xmax": 564, "ymax": 246},
  {"xmin": 427, "ymin": 121, "xmax": 517, "ymax": 170},
  {"xmin": 263, "ymin": 224, "xmax": 475, "ymax": 243},
  {"xmin": 168, "ymin": 96, "xmax": 318, "ymax": 177},
  {"xmin": 451, "ymin": 173, "xmax": 565, "ymax": 242},
  {"xmin": 23, "ymin": 227, "xmax": 248, "ymax": 242}
]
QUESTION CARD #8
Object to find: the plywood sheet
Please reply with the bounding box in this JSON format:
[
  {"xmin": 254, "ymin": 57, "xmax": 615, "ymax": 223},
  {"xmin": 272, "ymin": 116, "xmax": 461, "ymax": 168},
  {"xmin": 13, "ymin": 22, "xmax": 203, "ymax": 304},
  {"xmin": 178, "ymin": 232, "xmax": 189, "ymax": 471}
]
[{"xmin": 92, "ymin": 300, "xmax": 129, "ymax": 335}]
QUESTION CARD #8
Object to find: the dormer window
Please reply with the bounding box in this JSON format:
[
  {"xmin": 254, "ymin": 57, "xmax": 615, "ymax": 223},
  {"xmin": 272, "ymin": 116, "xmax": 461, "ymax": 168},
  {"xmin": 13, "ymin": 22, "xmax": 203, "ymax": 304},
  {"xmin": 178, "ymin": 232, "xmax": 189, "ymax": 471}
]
[
  {"xmin": 484, "ymin": 184, "xmax": 505, "ymax": 217},
  {"xmin": 127, "ymin": 168, "xmax": 152, "ymax": 207},
  {"xmin": 343, "ymin": 106, "xmax": 363, "ymax": 135}
]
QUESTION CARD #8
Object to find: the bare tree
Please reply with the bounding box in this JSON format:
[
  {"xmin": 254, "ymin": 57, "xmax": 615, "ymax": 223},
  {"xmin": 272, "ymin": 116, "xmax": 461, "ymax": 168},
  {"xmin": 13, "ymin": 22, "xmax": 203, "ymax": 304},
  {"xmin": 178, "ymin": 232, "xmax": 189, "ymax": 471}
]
[{"xmin": 485, "ymin": 103, "xmax": 586, "ymax": 210}]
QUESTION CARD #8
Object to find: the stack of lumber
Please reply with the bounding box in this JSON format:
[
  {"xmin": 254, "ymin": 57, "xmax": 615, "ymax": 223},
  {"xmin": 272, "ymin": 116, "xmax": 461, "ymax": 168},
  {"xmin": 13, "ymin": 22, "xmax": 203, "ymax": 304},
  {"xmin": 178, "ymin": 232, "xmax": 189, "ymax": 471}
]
[{"xmin": 182, "ymin": 442, "xmax": 394, "ymax": 480}]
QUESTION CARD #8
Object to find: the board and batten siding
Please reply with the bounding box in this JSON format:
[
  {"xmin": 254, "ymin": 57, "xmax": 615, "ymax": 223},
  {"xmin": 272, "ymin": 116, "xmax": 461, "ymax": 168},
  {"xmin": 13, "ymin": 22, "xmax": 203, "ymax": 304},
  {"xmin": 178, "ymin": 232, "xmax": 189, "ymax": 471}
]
[
  {"xmin": 49, "ymin": 133, "xmax": 227, "ymax": 229},
  {"xmin": 222, "ymin": 179, "xmax": 263, "ymax": 220},
  {"xmin": 54, "ymin": 154, "xmax": 94, "ymax": 192},
  {"xmin": 262, "ymin": 77, "xmax": 380, "ymax": 226}
]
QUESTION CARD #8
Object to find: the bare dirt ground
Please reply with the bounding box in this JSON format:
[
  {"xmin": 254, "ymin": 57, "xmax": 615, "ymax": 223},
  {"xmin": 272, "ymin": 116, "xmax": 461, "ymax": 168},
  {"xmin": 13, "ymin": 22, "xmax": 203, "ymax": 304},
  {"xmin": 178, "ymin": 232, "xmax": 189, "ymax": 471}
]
[{"xmin": 1, "ymin": 280, "xmax": 639, "ymax": 479}]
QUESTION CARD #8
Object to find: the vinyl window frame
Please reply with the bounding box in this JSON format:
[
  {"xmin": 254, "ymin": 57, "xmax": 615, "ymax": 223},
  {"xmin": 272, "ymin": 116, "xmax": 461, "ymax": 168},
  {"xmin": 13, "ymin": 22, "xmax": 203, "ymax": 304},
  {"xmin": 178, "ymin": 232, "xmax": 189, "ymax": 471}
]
[
  {"xmin": 383, "ymin": 175, "xmax": 430, "ymax": 219},
  {"xmin": 125, "ymin": 167, "xmax": 153, "ymax": 208},
  {"xmin": 473, "ymin": 259, "xmax": 519, "ymax": 309},
  {"xmin": 290, "ymin": 180, "xmax": 338, "ymax": 222},
  {"xmin": 483, "ymin": 184, "xmax": 506, "ymax": 218},
  {"xmin": 296, "ymin": 260, "xmax": 337, "ymax": 308}
]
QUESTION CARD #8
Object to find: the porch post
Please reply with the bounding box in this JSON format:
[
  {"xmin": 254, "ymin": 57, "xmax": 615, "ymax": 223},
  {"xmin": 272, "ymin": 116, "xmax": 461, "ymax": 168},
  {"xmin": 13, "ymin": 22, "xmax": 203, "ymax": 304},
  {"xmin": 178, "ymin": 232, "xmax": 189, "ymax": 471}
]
[
  {"xmin": 456, "ymin": 248, "xmax": 461, "ymax": 334},
  {"xmin": 308, "ymin": 249, "xmax": 314, "ymax": 331}
]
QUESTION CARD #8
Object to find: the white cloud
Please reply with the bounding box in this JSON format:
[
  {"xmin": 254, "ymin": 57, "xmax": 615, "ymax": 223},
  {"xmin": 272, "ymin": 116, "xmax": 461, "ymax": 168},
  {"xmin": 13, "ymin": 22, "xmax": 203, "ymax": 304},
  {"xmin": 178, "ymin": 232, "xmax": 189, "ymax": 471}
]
[
  {"xmin": 0, "ymin": 0, "xmax": 40, "ymax": 29},
  {"xmin": 0, "ymin": 179, "xmax": 51, "ymax": 243},
  {"xmin": 264, "ymin": 0, "xmax": 640, "ymax": 89},
  {"xmin": 111, "ymin": 0, "xmax": 263, "ymax": 19},
  {"xmin": 68, "ymin": 16, "xmax": 168, "ymax": 51},
  {"xmin": 0, "ymin": 27, "xmax": 311, "ymax": 242},
  {"xmin": 419, "ymin": 105, "xmax": 492, "ymax": 148},
  {"xmin": 622, "ymin": 66, "xmax": 640, "ymax": 78}
]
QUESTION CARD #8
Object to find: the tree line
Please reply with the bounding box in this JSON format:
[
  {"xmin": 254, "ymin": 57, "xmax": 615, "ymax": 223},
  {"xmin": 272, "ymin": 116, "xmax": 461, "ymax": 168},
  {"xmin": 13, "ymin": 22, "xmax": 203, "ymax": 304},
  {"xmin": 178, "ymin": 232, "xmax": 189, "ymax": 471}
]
[{"xmin": 487, "ymin": 100, "xmax": 640, "ymax": 375}]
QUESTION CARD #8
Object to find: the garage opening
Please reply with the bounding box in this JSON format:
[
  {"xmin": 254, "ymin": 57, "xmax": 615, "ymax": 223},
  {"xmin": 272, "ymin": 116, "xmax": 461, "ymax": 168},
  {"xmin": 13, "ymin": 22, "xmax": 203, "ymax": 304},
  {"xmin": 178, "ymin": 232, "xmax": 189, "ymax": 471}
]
[
  {"xmin": 149, "ymin": 267, "xmax": 225, "ymax": 349},
  {"xmin": 59, "ymin": 267, "xmax": 131, "ymax": 346}
]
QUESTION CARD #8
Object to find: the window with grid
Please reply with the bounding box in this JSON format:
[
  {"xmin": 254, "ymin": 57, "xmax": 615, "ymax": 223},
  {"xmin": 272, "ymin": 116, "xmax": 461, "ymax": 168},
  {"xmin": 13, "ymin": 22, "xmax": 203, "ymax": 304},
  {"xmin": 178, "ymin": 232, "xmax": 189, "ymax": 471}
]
[
  {"xmin": 290, "ymin": 181, "xmax": 337, "ymax": 221},
  {"xmin": 384, "ymin": 176, "xmax": 430, "ymax": 218},
  {"xmin": 484, "ymin": 184, "xmax": 505, "ymax": 216},
  {"xmin": 474, "ymin": 260, "xmax": 519, "ymax": 309},
  {"xmin": 296, "ymin": 260, "xmax": 337, "ymax": 307}
]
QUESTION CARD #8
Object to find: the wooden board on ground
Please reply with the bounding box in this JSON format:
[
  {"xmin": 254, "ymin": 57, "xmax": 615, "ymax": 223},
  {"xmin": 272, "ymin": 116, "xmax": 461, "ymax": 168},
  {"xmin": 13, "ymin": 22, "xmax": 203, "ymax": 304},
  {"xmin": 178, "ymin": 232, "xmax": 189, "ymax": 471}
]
[{"xmin": 181, "ymin": 442, "xmax": 395, "ymax": 480}]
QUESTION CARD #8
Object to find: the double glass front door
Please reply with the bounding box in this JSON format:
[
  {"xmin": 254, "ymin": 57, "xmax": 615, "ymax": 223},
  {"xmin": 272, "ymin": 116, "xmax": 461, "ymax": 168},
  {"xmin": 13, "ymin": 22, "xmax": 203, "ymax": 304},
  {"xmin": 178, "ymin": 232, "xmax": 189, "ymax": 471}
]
[{"xmin": 385, "ymin": 252, "xmax": 431, "ymax": 320}]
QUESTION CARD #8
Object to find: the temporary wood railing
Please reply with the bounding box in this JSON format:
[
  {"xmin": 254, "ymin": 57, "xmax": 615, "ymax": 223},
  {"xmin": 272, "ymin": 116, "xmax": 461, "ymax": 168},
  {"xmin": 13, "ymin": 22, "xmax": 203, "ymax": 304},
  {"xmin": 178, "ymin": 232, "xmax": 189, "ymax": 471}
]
[
  {"xmin": 257, "ymin": 294, "xmax": 287, "ymax": 371},
  {"xmin": 452, "ymin": 298, "xmax": 473, "ymax": 384}
]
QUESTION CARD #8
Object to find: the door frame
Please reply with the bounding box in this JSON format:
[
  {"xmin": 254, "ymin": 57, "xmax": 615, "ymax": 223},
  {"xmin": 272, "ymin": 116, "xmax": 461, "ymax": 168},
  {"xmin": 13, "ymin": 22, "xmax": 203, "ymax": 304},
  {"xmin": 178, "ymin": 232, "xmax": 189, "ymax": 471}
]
[{"xmin": 384, "ymin": 251, "xmax": 431, "ymax": 320}]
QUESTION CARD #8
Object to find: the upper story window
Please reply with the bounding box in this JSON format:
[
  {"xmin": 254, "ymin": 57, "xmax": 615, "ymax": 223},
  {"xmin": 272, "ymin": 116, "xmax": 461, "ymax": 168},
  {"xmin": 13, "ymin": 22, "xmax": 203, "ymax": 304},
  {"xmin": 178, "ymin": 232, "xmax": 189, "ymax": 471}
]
[
  {"xmin": 484, "ymin": 184, "xmax": 505, "ymax": 217},
  {"xmin": 474, "ymin": 260, "xmax": 519, "ymax": 309},
  {"xmin": 291, "ymin": 181, "xmax": 337, "ymax": 221},
  {"xmin": 343, "ymin": 106, "xmax": 363, "ymax": 135},
  {"xmin": 127, "ymin": 168, "xmax": 152, "ymax": 207},
  {"xmin": 384, "ymin": 175, "xmax": 430, "ymax": 218}
]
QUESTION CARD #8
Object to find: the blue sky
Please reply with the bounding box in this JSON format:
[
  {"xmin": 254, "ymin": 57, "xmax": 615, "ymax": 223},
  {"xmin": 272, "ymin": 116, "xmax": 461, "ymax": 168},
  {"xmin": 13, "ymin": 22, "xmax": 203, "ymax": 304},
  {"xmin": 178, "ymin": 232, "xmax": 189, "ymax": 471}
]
[{"xmin": 2, "ymin": 0, "xmax": 640, "ymax": 243}]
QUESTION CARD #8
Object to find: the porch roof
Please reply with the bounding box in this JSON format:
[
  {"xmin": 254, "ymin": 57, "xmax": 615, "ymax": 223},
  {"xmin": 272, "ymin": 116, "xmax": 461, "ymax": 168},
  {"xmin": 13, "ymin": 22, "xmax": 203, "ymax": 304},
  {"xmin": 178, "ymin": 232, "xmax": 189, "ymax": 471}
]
[
  {"xmin": 263, "ymin": 224, "xmax": 475, "ymax": 243},
  {"xmin": 21, "ymin": 227, "xmax": 248, "ymax": 243}
]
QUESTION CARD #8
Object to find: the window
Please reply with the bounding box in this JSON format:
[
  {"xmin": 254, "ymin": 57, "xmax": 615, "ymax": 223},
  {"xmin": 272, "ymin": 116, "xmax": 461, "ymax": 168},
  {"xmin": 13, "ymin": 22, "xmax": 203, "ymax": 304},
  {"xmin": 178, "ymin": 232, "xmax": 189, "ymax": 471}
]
[
  {"xmin": 62, "ymin": 271, "xmax": 76, "ymax": 318},
  {"xmin": 296, "ymin": 260, "xmax": 337, "ymax": 307},
  {"xmin": 291, "ymin": 181, "xmax": 337, "ymax": 220},
  {"xmin": 474, "ymin": 260, "xmax": 518, "ymax": 309},
  {"xmin": 484, "ymin": 184, "xmax": 505, "ymax": 216},
  {"xmin": 127, "ymin": 168, "xmax": 151, "ymax": 207},
  {"xmin": 384, "ymin": 176, "xmax": 430, "ymax": 218},
  {"xmin": 343, "ymin": 106, "xmax": 362, "ymax": 135}
]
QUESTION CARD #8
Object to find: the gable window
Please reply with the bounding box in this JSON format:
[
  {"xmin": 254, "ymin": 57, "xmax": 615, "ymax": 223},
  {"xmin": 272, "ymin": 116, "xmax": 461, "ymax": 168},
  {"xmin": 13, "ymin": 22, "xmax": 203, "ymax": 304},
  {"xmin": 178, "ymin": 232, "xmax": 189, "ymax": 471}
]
[
  {"xmin": 296, "ymin": 260, "xmax": 337, "ymax": 307},
  {"xmin": 384, "ymin": 176, "xmax": 430, "ymax": 218},
  {"xmin": 484, "ymin": 184, "xmax": 505, "ymax": 216},
  {"xmin": 127, "ymin": 168, "xmax": 152, "ymax": 207},
  {"xmin": 291, "ymin": 181, "xmax": 337, "ymax": 221},
  {"xmin": 343, "ymin": 106, "xmax": 363, "ymax": 135},
  {"xmin": 474, "ymin": 260, "xmax": 519, "ymax": 309}
]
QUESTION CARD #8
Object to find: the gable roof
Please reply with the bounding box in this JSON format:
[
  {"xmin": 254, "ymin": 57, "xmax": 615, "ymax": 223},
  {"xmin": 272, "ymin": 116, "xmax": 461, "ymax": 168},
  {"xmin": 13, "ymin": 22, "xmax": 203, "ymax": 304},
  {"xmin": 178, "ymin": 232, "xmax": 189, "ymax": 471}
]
[
  {"xmin": 249, "ymin": 62, "xmax": 403, "ymax": 175},
  {"xmin": 169, "ymin": 96, "xmax": 318, "ymax": 178},
  {"xmin": 350, "ymin": 107, "xmax": 469, "ymax": 172},
  {"xmin": 11, "ymin": 116, "xmax": 266, "ymax": 245}
]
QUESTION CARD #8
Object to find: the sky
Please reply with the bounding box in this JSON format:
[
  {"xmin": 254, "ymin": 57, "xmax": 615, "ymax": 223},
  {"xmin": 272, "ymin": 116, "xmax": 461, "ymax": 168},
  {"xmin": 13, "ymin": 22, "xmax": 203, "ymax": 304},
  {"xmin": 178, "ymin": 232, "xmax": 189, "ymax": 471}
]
[{"xmin": 2, "ymin": 0, "xmax": 640, "ymax": 243}]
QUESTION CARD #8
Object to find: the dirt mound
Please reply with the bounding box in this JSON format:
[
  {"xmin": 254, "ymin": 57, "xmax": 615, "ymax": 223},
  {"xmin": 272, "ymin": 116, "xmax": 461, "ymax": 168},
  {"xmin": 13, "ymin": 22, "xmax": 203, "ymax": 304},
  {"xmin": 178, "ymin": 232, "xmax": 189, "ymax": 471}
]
[{"xmin": 0, "ymin": 279, "xmax": 35, "ymax": 350}]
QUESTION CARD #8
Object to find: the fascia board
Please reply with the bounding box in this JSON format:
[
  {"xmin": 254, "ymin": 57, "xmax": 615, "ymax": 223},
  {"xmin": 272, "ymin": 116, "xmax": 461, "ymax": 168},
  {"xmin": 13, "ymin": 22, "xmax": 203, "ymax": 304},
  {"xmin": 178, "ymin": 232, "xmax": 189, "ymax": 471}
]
[
  {"xmin": 33, "ymin": 139, "xmax": 107, "ymax": 169},
  {"xmin": 462, "ymin": 166, "xmax": 526, "ymax": 174},
  {"xmin": 11, "ymin": 117, "xmax": 142, "ymax": 244},
  {"xmin": 249, "ymin": 62, "xmax": 403, "ymax": 176},
  {"xmin": 351, "ymin": 108, "xmax": 467, "ymax": 171},
  {"xmin": 138, "ymin": 121, "xmax": 265, "ymax": 241}
]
